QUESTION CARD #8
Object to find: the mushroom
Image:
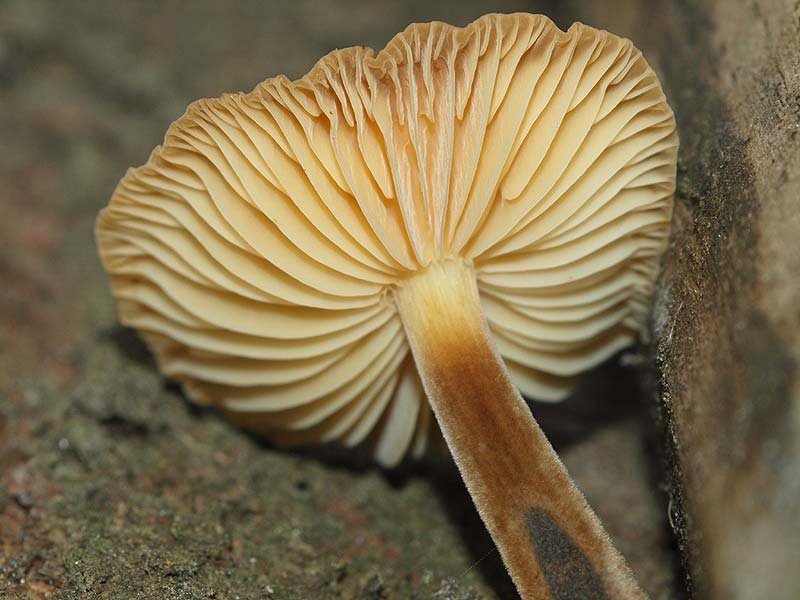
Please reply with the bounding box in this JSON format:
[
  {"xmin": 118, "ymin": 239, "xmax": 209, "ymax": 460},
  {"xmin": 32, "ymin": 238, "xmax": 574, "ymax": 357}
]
[{"xmin": 96, "ymin": 13, "xmax": 677, "ymax": 600}]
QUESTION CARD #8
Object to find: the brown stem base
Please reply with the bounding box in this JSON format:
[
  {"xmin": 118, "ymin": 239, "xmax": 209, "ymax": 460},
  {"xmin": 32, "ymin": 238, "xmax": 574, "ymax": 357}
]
[{"xmin": 394, "ymin": 260, "xmax": 646, "ymax": 600}]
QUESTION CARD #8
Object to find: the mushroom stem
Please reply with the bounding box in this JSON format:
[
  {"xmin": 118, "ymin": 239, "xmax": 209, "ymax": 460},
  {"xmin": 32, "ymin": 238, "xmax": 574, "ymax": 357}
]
[{"xmin": 394, "ymin": 260, "xmax": 646, "ymax": 600}]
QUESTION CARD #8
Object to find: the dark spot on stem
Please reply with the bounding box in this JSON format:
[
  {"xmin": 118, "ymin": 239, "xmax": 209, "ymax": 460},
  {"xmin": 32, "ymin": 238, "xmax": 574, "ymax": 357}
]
[{"xmin": 524, "ymin": 508, "xmax": 608, "ymax": 600}]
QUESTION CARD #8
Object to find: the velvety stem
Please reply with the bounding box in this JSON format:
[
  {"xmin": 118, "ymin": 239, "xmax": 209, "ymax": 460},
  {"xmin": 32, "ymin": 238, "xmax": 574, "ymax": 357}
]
[{"xmin": 394, "ymin": 260, "xmax": 646, "ymax": 600}]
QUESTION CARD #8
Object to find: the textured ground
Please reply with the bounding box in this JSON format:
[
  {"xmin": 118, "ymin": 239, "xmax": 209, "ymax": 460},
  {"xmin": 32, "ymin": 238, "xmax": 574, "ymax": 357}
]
[{"xmin": 1, "ymin": 0, "xmax": 797, "ymax": 599}]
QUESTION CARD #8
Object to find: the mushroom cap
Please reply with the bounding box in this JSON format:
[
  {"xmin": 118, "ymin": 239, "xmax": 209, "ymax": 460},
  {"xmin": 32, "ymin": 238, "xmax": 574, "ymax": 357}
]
[{"xmin": 96, "ymin": 13, "xmax": 677, "ymax": 466}]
